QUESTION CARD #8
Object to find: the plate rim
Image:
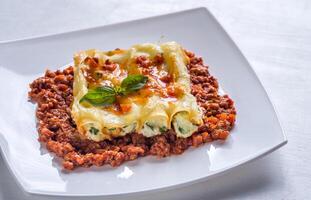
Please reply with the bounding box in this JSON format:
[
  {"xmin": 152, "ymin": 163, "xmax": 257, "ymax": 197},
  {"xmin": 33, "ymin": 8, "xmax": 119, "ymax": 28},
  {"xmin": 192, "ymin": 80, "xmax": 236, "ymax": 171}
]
[
  {"xmin": 0, "ymin": 7, "xmax": 208, "ymax": 45},
  {"xmin": 0, "ymin": 6, "xmax": 287, "ymax": 197}
]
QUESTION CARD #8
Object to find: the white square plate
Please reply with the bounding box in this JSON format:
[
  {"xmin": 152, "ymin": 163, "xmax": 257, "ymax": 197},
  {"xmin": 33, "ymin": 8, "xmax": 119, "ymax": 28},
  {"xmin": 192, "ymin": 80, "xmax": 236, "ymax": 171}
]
[{"xmin": 0, "ymin": 7, "xmax": 286, "ymax": 197}]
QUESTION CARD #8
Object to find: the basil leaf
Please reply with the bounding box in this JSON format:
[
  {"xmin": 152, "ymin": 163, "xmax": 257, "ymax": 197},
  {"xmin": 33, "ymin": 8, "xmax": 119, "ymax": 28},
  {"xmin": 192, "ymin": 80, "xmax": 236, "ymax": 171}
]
[
  {"xmin": 80, "ymin": 86, "xmax": 116, "ymax": 106},
  {"xmin": 120, "ymin": 75, "xmax": 148, "ymax": 94},
  {"xmin": 79, "ymin": 75, "xmax": 147, "ymax": 107}
]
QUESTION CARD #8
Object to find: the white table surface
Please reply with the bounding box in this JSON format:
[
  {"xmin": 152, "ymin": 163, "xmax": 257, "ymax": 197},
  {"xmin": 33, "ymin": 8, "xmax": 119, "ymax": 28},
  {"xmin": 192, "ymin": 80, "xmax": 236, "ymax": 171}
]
[{"xmin": 0, "ymin": 0, "xmax": 310, "ymax": 199}]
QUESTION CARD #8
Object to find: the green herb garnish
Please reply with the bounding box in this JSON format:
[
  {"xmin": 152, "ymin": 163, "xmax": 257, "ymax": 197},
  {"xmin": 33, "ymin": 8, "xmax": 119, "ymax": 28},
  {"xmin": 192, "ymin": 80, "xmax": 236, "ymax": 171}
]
[
  {"xmin": 89, "ymin": 127, "xmax": 99, "ymax": 135},
  {"xmin": 145, "ymin": 122, "xmax": 154, "ymax": 130},
  {"xmin": 80, "ymin": 74, "xmax": 148, "ymax": 107},
  {"xmin": 94, "ymin": 71, "xmax": 103, "ymax": 79},
  {"xmin": 178, "ymin": 127, "xmax": 185, "ymax": 134},
  {"xmin": 159, "ymin": 126, "xmax": 167, "ymax": 133},
  {"xmin": 79, "ymin": 86, "xmax": 116, "ymax": 106},
  {"xmin": 120, "ymin": 74, "xmax": 148, "ymax": 95}
]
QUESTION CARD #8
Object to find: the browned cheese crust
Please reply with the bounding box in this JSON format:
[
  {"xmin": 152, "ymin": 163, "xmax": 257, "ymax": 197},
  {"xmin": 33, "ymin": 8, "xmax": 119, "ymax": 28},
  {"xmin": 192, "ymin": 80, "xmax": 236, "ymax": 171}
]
[{"xmin": 28, "ymin": 51, "xmax": 236, "ymax": 170}]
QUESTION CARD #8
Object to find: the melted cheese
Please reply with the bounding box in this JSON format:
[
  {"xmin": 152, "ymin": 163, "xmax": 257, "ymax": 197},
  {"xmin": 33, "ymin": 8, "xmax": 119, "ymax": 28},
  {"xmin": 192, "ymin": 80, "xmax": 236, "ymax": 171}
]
[{"xmin": 71, "ymin": 42, "xmax": 203, "ymax": 141}]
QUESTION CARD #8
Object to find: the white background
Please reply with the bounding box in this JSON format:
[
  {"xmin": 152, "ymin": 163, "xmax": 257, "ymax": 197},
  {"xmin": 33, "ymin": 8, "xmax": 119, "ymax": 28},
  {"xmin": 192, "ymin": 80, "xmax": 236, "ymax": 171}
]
[{"xmin": 0, "ymin": 0, "xmax": 310, "ymax": 199}]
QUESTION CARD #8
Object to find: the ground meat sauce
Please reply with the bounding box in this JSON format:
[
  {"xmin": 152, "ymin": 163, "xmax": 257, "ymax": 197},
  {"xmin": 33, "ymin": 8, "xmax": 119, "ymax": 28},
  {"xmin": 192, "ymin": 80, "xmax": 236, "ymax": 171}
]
[{"xmin": 28, "ymin": 51, "xmax": 236, "ymax": 170}]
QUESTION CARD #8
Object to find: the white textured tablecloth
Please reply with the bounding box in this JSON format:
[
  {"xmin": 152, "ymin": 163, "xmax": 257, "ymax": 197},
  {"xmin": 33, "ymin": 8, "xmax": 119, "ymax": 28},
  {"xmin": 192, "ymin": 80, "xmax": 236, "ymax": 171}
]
[{"xmin": 1, "ymin": 0, "xmax": 310, "ymax": 199}]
